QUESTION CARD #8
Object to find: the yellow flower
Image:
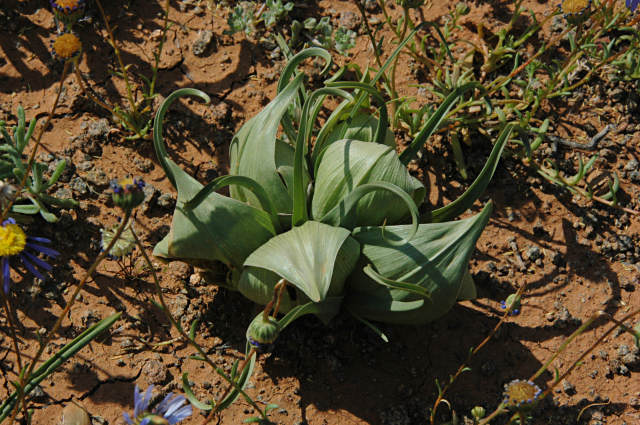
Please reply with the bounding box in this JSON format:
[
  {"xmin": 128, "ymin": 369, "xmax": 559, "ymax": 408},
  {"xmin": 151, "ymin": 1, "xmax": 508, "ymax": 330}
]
[
  {"xmin": 0, "ymin": 223, "xmax": 26, "ymax": 257},
  {"xmin": 52, "ymin": 33, "xmax": 82, "ymax": 60},
  {"xmin": 51, "ymin": 0, "xmax": 84, "ymax": 13}
]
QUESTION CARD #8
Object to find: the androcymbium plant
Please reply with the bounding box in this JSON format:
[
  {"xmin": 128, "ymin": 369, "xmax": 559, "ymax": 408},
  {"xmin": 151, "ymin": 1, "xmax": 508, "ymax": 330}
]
[{"xmin": 152, "ymin": 47, "xmax": 512, "ymax": 345}]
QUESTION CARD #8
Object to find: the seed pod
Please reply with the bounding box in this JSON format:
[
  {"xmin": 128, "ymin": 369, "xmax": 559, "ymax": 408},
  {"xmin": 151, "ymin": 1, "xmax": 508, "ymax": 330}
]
[{"xmin": 246, "ymin": 313, "xmax": 280, "ymax": 349}]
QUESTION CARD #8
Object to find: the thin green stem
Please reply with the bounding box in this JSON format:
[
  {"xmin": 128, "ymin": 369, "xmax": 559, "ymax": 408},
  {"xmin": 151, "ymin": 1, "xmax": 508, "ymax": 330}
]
[
  {"xmin": 149, "ymin": 0, "xmax": 171, "ymax": 99},
  {"xmin": 73, "ymin": 67, "xmax": 138, "ymax": 132},
  {"xmin": 429, "ymin": 285, "xmax": 528, "ymax": 424},
  {"xmin": 94, "ymin": 0, "xmax": 139, "ymax": 119},
  {"xmin": 128, "ymin": 219, "xmax": 265, "ymax": 422},
  {"xmin": 8, "ymin": 211, "xmax": 132, "ymax": 423},
  {"xmin": 0, "ymin": 290, "xmax": 31, "ymax": 424}
]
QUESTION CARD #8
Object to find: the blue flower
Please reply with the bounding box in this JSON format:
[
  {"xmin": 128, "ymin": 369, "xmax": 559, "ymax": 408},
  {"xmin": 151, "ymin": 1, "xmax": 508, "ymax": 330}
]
[
  {"xmin": 628, "ymin": 0, "xmax": 640, "ymax": 13},
  {"xmin": 0, "ymin": 218, "xmax": 59, "ymax": 294},
  {"xmin": 123, "ymin": 385, "xmax": 192, "ymax": 425}
]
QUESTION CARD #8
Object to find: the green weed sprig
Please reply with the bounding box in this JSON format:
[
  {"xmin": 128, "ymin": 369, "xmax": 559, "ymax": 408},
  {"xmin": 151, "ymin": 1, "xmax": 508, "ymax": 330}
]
[
  {"xmin": 74, "ymin": 0, "xmax": 172, "ymax": 140},
  {"xmin": 359, "ymin": 0, "xmax": 640, "ymax": 214}
]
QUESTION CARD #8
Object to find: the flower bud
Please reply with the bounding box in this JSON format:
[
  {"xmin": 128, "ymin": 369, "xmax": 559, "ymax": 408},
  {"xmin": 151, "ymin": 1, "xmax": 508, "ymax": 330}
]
[
  {"xmin": 500, "ymin": 293, "xmax": 521, "ymax": 316},
  {"xmin": 111, "ymin": 177, "xmax": 145, "ymax": 211},
  {"xmin": 560, "ymin": 0, "xmax": 592, "ymax": 25},
  {"xmin": 50, "ymin": 0, "xmax": 85, "ymax": 28},
  {"xmin": 470, "ymin": 406, "xmax": 485, "ymax": 420},
  {"xmin": 455, "ymin": 2, "xmax": 470, "ymax": 16},
  {"xmin": 246, "ymin": 313, "xmax": 280, "ymax": 352}
]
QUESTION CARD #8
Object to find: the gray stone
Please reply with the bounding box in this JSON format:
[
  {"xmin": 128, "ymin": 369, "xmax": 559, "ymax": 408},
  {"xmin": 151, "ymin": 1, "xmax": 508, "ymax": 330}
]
[
  {"xmin": 192, "ymin": 30, "xmax": 214, "ymax": 56},
  {"xmin": 157, "ymin": 193, "xmax": 175, "ymax": 208},
  {"xmin": 527, "ymin": 245, "xmax": 542, "ymax": 261},
  {"xmin": 87, "ymin": 118, "xmax": 110, "ymax": 139},
  {"xmin": 77, "ymin": 161, "xmax": 93, "ymax": 172},
  {"xmin": 85, "ymin": 168, "xmax": 109, "ymax": 189},
  {"xmin": 70, "ymin": 177, "xmax": 89, "ymax": 196},
  {"xmin": 141, "ymin": 359, "xmax": 168, "ymax": 385}
]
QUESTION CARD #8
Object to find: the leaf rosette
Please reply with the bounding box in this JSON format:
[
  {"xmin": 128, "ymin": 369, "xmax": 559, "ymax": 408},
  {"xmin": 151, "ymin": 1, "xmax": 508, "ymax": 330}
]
[{"xmin": 152, "ymin": 47, "xmax": 513, "ymax": 340}]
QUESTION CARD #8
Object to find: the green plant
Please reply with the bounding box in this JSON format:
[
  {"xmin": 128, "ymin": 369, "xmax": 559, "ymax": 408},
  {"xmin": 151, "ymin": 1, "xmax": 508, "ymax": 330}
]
[
  {"xmin": 225, "ymin": 0, "xmax": 293, "ymax": 35},
  {"xmin": 0, "ymin": 106, "xmax": 77, "ymax": 222},
  {"xmin": 71, "ymin": 0, "xmax": 172, "ymax": 140},
  {"xmin": 290, "ymin": 16, "xmax": 356, "ymax": 54},
  {"xmin": 356, "ymin": 0, "xmax": 640, "ymax": 214},
  {"xmin": 0, "ymin": 313, "xmax": 121, "ymax": 422},
  {"xmin": 152, "ymin": 45, "xmax": 512, "ymax": 344}
]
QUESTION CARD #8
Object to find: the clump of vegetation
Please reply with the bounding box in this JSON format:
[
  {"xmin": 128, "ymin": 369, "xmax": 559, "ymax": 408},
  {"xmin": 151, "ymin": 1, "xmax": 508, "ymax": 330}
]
[{"xmin": 0, "ymin": 106, "xmax": 77, "ymax": 222}]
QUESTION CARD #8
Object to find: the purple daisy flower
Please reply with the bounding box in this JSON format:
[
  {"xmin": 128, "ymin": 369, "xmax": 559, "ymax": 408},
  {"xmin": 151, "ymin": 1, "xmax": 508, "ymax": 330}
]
[
  {"xmin": 628, "ymin": 0, "xmax": 640, "ymax": 13},
  {"xmin": 123, "ymin": 385, "xmax": 192, "ymax": 425},
  {"xmin": 0, "ymin": 218, "xmax": 59, "ymax": 294}
]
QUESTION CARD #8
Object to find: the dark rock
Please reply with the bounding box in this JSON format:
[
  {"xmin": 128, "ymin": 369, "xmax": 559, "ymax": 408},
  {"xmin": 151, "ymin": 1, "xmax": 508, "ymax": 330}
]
[{"xmin": 562, "ymin": 380, "xmax": 576, "ymax": 396}]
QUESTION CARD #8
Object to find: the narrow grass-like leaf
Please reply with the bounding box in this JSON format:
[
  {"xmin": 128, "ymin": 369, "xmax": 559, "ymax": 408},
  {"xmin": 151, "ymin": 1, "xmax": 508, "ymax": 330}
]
[
  {"xmin": 312, "ymin": 139, "xmax": 424, "ymax": 228},
  {"xmin": 363, "ymin": 264, "xmax": 432, "ymax": 299},
  {"xmin": 277, "ymin": 47, "xmax": 332, "ymax": 94},
  {"xmin": 319, "ymin": 182, "xmax": 419, "ymax": 246},
  {"xmin": 277, "ymin": 297, "xmax": 344, "ymax": 328},
  {"xmin": 153, "ymin": 88, "xmax": 211, "ymax": 189},
  {"xmin": 348, "ymin": 309, "xmax": 389, "ymax": 342},
  {"xmin": 427, "ymin": 124, "xmax": 513, "ymax": 222},
  {"xmin": 0, "ymin": 313, "xmax": 121, "ymax": 421},
  {"xmin": 185, "ymin": 175, "xmax": 281, "ymax": 233},
  {"xmin": 399, "ymin": 82, "xmax": 483, "ymax": 165},
  {"xmin": 217, "ymin": 351, "xmax": 256, "ymax": 411},
  {"xmin": 182, "ymin": 373, "xmax": 213, "ymax": 410},
  {"xmin": 230, "ymin": 74, "xmax": 306, "ymax": 215}
]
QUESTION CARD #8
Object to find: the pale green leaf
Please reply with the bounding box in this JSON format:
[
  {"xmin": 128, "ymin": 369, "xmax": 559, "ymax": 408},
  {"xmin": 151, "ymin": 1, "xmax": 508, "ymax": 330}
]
[
  {"xmin": 229, "ymin": 73, "xmax": 308, "ymax": 214},
  {"xmin": 345, "ymin": 202, "xmax": 492, "ymax": 324},
  {"xmin": 243, "ymin": 221, "xmax": 360, "ymax": 303},
  {"xmin": 457, "ymin": 269, "xmax": 477, "ymax": 301},
  {"xmin": 153, "ymin": 159, "xmax": 276, "ymax": 269},
  {"xmin": 427, "ymin": 124, "xmax": 513, "ymax": 222},
  {"xmin": 312, "ymin": 139, "xmax": 425, "ymax": 226}
]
